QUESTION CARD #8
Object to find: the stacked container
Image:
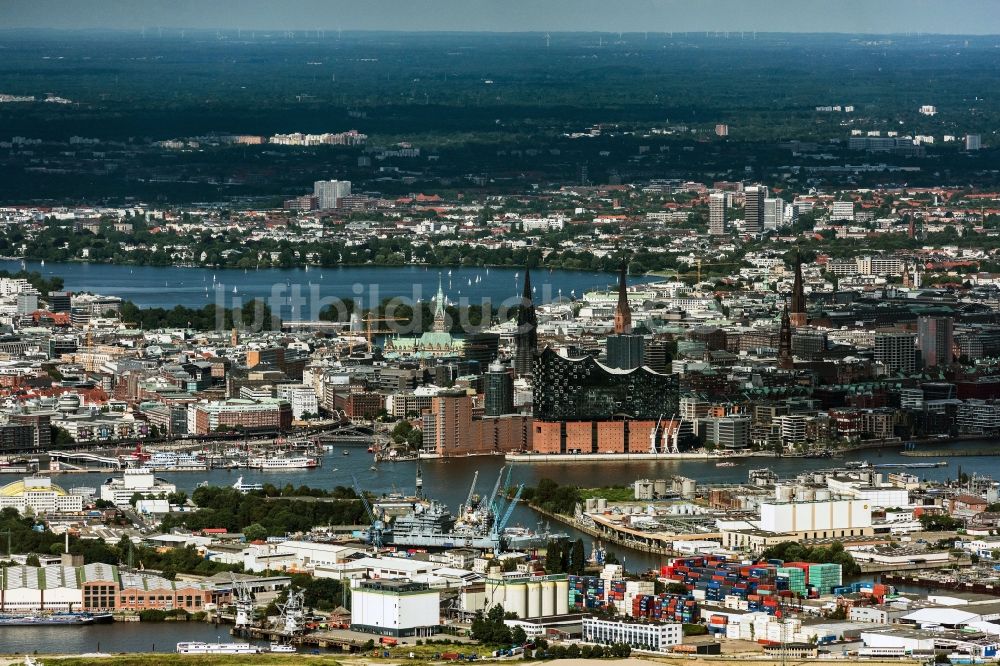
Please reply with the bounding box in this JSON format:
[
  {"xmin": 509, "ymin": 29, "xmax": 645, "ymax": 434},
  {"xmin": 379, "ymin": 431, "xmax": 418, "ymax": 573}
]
[
  {"xmin": 629, "ymin": 593, "xmax": 700, "ymax": 623},
  {"xmin": 659, "ymin": 556, "xmax": 843, "ymax": 617},
  {"xmin": 807, "ymin": 563, "xmax": 843, "ymax": 595}
]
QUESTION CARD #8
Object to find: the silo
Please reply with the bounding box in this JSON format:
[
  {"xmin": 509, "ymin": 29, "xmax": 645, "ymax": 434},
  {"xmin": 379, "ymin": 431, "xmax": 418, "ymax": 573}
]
[
  {"xmin": 681, "ymin": 478, "xmax": 696, "ymax": 499},
  {"xmin": 813, "ymin": 473, "xmax": 825, "ymax": 484},
  {"xmin": 775, "ymin": 485, "xmax": 794, "ymax": 502},
  {"xmin": 596, "ymin": 498, "xmax": 608, "ymax": 512},
  {"xmin": 541, "ymin": 581, "xmax": 556, "ymax": 617},
  {"xmin": 815, "ymin": 489, "xmax": 831, "ymax": 501},
  {"xmin": 585, "ymin": 498, "xmax": 597, "ymax": 512},
  {"xmin": 653, "ymin": 479, "xmax": 668, "ymax": 496},
  {"xmin": 798, "ymin": 486, "xmax": 815, "ymax": 501},
  {"xmin": 555, "ymin": 579, "xmax": 570, "ymax": 615},
  {"xmin": 527, "ymin": 582, "xmax": 542, "ymax": 618},
  {"xmin": 506, "ymin": 582, "xmax": 528, "ymax": 619}
]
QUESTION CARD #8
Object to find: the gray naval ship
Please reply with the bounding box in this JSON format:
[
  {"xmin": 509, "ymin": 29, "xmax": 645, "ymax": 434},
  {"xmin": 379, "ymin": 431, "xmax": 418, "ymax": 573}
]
[{"xmin": 362, "ymin": 465, "xmax": 568, "ymax": 552}]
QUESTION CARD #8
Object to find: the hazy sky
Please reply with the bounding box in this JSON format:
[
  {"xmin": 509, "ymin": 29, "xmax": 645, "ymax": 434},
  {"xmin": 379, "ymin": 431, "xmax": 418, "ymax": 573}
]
[{"xmin": 4, "ymin": 0, "xmax": 1000, "ymax": 34}]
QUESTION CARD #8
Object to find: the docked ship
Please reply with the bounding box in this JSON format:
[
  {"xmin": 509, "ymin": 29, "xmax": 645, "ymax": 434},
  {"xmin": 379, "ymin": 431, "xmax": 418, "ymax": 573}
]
[
  {"xmin": 365, "ymin": 466, "xmax": 567, "ymax": 551},
  {"xmin": 246, "ymin": 455, "xmax": 320, "ymax": 470},
  {"xmin": 142, "ymin": 452, "xmax": 208, "ymax": 472},
  {"xmin": 176, "ymin": 642, "xmax": 262, "ymax": 654},
  {"xmin": 0, "ymin": 612, "xmax": 111, "ymax": 626}
]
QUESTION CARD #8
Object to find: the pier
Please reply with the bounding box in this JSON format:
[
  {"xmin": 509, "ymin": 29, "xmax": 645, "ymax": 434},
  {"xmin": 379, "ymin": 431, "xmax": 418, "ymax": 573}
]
[{"xmin": 902, "ymin": 448, "xmax": 1000, "ymax": 458}]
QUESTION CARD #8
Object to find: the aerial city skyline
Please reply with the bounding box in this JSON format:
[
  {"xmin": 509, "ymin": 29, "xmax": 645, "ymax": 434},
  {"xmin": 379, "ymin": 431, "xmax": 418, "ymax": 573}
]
[{"xmin": 0, "ymin": 4, "xmax": 999, "ymax": 663}]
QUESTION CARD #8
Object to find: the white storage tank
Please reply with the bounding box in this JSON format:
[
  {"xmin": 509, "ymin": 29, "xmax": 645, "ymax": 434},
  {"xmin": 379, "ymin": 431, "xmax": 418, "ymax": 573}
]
[
  {"xmin": 527, "ymin": 581, "xmax": 541, "ymax": 618},
  {"xmin": 541, "ymin": 580, "xmax": 555, "ymax": 616},
  {"xmin": 775, "ymin": 485, "xmax": 794, "ymax": 502},
  {"xmin": 506, "ymin": 582, "xmax": 528, "ymax": 619},
  {"xmin": 681, "ymin": 478, "xmax": 696, "ymax": 499},
  {"xmin": 798, "ymin": 486, "xmax": 815, "ymax": 501},
  {"xmin": 585, "ymin": 498, "xmax": 597, "ymax": 512},
  {"xmin": 653, "ymin": 479, "xmax": 668, "ymax": 495},
  {"xmin": 596, "ymin": 498, "xmax": 608, "ymax": 512},
  {"xmin": 555, "ymin": 579, "xmax": 569, "ymax": 615},
  {"xmin": 815, "ymin": 489, "xmax": 831, "ymax": 501}
]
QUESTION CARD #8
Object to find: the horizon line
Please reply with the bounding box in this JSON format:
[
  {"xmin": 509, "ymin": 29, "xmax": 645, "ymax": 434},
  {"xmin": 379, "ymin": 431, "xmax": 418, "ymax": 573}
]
[{"xmin": 2, "ymin": 27, "xmax": 1000, "ymax": 38}]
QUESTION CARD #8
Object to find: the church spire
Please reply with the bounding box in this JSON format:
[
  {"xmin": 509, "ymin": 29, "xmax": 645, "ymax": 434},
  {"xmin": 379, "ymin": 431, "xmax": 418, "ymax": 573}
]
[
  {"xmin": 614, "ymin": 257, "xmax": 632, "ymax": 334},
  {"xmin": 514, "ymin": 267, "xmax": 538, "ymax": 376},
  {"xmin": 778, "ymin": 298, "xmax": 793, "ymax": 370},
  {"xmin": 790, "ymin": 249, "xmax": 807, "ymax": 327},
  {"xmin": 433, "ymin": 272, "xmax": 447, "ymax": 332}
]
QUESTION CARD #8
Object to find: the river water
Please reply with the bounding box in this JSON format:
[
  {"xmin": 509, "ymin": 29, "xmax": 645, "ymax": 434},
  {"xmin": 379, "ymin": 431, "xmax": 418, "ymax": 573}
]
[
  {"xmin": 3, "ymin": 260, "xmax": 641, "ymax": 321},
  {"xmin": 0, "ymin": 621, "xmax": 268, "ymax": 656},
  {"xmin": 51, "ymin": 440, "xmax": 990, "ymax": 564},
  {"xmin": 15, "ymin": 442, "xmax": 997, "ymax": 653}
]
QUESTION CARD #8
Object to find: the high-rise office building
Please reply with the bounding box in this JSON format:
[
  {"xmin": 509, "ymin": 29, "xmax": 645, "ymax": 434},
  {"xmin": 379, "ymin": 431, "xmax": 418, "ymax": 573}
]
[
  {"xmin": 47, "ymin": 291, "xmax": 72, "ymax": 313},
  {"xmin": 313, "ymin": 179, "xmax": 352, "ymax": 209},
  {"xmin": 917, "ymin": 316, "xmax": 954, "ymax": 369},
  {"xmin": 513, "ymin": 268, "xmax": 537, "ymax": 377},
  {"xmin": 463, "ymin": 332, "xmax": 501, "ymax": 368},
  {"xmin": 484, "ymin": 363, "xmax": 514, "ymax": 416},
  {"xmin": 831, "ymin": 201, "xmax": 855, "ymax": 221},
  {"xmin": 644, "ymin": 339, "xmax": 672, "ymax": 374},
  {"xmin": 874, "ymin": 331, "xmax": 917, "ymax": 375},
  {"xmin": 709, "ymin": 192, "xmax": 727, "ymax": 235},
  {"xmin": 606, "ymin": 335, "xmax": 645, "ymax": 371},
  {"xmin": 763, "ymin": 197, "xmax": 785, "ymax": 230},
  {"xmin": 744, "ymin": 185, "xmax": 767, "ymax": 234}
]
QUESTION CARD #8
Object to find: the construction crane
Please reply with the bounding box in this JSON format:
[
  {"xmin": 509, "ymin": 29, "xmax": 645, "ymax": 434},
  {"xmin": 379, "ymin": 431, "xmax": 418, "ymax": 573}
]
[
  {"xmin": 689, "ymin": 259, "xmax": 743, "ymax": 284},
  {"xmin": 363, "ymin": 313, "xmax": 407, "ymax": 353},
  {"xmin": 352, "ymin": 474, "xmax": 385, "ymax": 548}
]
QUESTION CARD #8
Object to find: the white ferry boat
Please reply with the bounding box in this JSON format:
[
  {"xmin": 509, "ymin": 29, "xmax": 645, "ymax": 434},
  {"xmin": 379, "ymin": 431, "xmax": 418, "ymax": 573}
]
[
  {"xmin": 247, "ymin": 456, "xmax": 319, "ymax": 470},
  {"xmin": 144, "ymin": 452, "xmax": 208, "ymax": 471},
  {"xmin": 232, "ymin": 476, "xmax": 264, "ymax": 494},
  {"xmin": 175, "ymin": 642, "xmax": 262, "ymax": 654},
  {"xmin": 270, "ymin": 643, "xmax": 296, "ymax": 653}
]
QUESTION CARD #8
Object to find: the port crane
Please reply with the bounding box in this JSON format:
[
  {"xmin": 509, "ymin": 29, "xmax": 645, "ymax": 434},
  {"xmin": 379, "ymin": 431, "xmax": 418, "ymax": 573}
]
[
  {"xmin": 461, "ymin": 470, "xmax": 479, "ymax": 514},
  {"xmin": 490, "ymin": 482, "xmax": 524, "ymax": 555},
  {"xmin": 352, "ymin": 474, "xmax": 385, "ymax": 548},
  {"xmin": 276, "ymin": 588, "xmax": 306, "ymax": 635},
  {"xmin": 231, "ymin": 573, "xmax": 255, "ymax": 629}
]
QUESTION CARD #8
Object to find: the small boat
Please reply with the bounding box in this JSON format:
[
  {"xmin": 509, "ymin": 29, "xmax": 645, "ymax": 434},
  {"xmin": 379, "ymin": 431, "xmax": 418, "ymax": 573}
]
[
  {"xmin": 369, "ymin": 465, "xmax": 377, "ymax": 471},
  {"xmin": 233, "ymin": 286, "xmax": 237, "ymax": 294},
  {"xmin": 343, "ymin": 449, "xmax": 349, "ymax": 455},
  {"xmin": 715, "ymin": 461, "xmax": 737, "ymax": 468},
  {"xmin": 270, "ymin": 643, "xmax": 296, "ymax": 653}
]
